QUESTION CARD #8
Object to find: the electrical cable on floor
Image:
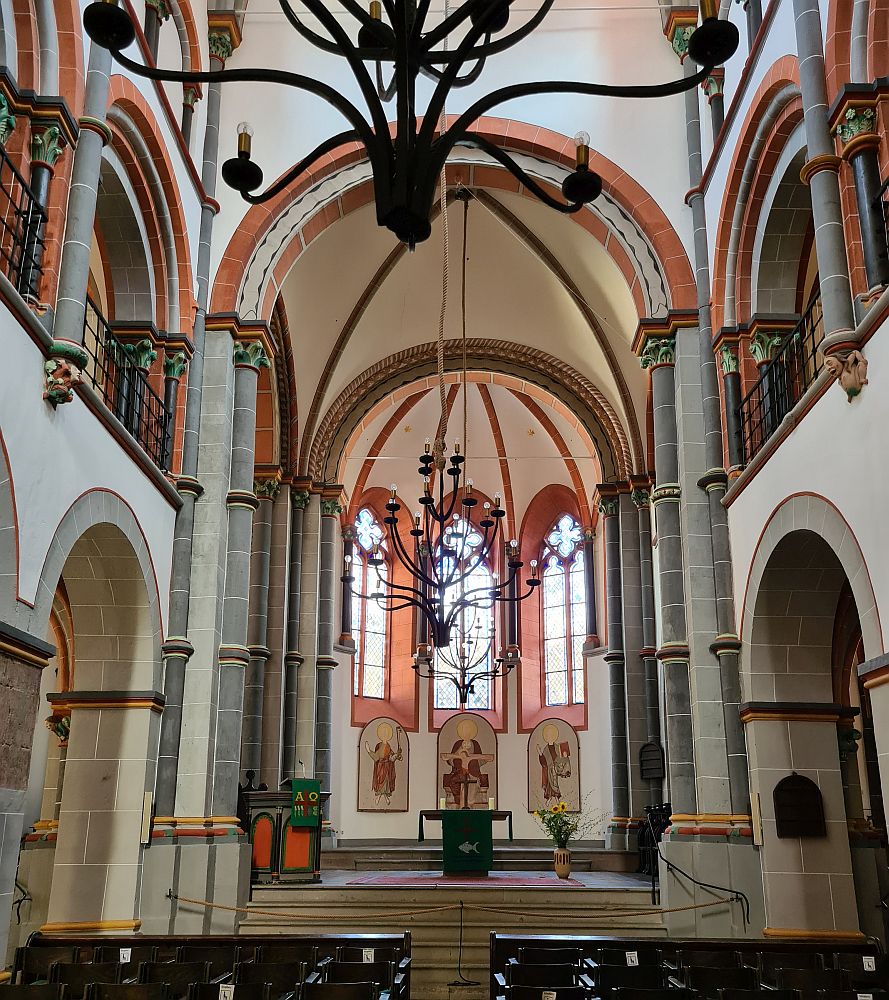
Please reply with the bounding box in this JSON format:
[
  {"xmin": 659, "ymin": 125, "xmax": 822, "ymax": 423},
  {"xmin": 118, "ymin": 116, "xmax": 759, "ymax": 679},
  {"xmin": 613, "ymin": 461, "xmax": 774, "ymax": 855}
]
[{"xmin": 448, "ymin": 900, "xmax": 481, "ymax": 987}]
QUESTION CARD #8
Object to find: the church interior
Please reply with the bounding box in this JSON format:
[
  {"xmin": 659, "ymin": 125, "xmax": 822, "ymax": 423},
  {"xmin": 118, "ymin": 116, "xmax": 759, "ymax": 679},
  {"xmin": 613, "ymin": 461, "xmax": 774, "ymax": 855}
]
[{"xmin": 1, "ymin": 0, "xmax": 889, "ymax": 995}]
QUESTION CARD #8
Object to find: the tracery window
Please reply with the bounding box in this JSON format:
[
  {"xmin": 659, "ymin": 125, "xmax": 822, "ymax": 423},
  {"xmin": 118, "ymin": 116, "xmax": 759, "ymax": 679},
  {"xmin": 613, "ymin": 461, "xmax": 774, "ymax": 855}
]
[
  {"xmin": 541, "ymin": 514, "xmax": 586, "ymax": 706},
  {"xmin": 351, "ymin": 508, "xmax": 388, "ymax": 699},
  {"xmin": 433, "ymin": 518, "xmax": 495, "ymax": 711}
]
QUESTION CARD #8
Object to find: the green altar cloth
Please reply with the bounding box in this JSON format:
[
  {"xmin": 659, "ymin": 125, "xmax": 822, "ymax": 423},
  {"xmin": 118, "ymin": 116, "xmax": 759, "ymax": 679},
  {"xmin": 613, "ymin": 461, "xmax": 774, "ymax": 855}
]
[{"xmin": 441, "ymin": 809, "xmax": 494, "ymax": 874}]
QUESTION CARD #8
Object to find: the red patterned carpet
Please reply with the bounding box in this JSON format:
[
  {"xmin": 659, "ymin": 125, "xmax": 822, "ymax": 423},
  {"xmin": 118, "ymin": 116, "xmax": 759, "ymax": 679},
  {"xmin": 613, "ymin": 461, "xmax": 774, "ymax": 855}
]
[{"xmin": 347, "ymin": 871, "xmax": 585, "ymax": 887}]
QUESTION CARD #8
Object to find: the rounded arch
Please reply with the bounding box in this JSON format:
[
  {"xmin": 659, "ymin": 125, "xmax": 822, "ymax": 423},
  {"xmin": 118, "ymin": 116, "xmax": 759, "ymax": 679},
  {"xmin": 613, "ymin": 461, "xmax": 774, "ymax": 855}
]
[
  {"xmin": 313, "ymin": 341, "xmax": 632, "ymax": 486},
  {"xmin": 0, "ymin": 424, "xmax": 18, "ymax": 615},
  {"xmin": 710, "ymin": 57, "xmax": 802, "ymax": 333},
  {"xmin": 168, "ymin": 0, "xmax": 202, "ymax": 76},
  {"xmin": 28, "ymin": 490, "xmax": 163, "ymax": 674},
  {"xmin": 741, "ymin": 493, "xmax": 882, "ymax": 670},
  {"xmin": 11, "ymin": 0, "xmax": 37, "ymax": 90},
  {"xmin": 107, "ymin": 76, "xmax": 195, "ymax": 331},
  {"xmin": 211, "ymin": 118, "xmax": 695, "ymax": 321}
]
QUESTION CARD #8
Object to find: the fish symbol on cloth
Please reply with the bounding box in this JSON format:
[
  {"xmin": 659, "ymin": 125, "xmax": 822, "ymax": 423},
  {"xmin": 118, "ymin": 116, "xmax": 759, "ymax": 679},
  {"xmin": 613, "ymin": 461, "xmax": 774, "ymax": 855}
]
[{"xmin": 458, "ymin": 841, "xmax": 480, "ymax": 854}]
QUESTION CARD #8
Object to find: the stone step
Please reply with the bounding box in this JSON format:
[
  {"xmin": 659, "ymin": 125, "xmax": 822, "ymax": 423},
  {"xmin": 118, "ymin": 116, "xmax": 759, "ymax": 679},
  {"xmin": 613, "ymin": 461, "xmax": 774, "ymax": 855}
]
[
  {"xmin": 240, "ymin": 881, "xmax": 665, "ymax": 1000},
  {"xmin": 321, "ymin": 845, "xmax": 638, "ymax": 873}
]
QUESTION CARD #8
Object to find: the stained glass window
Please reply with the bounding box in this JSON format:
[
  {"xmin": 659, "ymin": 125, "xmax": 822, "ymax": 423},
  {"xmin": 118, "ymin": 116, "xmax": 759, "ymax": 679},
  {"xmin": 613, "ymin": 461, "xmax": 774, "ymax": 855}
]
[
  {"xmin": 351, "ymin": 508, "xmax": 388, "ymax": 699},
  {"xmin": 434, "ymin": 519, "xmax": 494, "ymax": 711},
  {"xmin": 542, "ymin": 514, "xmax": 587, "ymax": 706}
]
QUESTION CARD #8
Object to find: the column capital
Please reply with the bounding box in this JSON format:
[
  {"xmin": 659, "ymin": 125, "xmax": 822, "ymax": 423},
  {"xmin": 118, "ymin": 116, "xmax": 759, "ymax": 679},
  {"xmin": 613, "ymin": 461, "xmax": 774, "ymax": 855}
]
[
  {"xmin": 233, "ymin": 339, "xmax": 270, "ymax": 371},
  {"xmin": 292, "ymin": 488, "xmax": 312, "ymax": 510},
  {"xmin": 122, "ymin": 337, "xmax": 157, "ymax": 370},
  {"xmin": 145, "ymin": 0, "xmax": 172, "ymax": 20},
  {"xmin": 749, "ymin": 329, "xmax": 786, "ymax": 365},
  {"xmin": 719, "ymin": 343, "xmax": 740, "ymax": 374},
  {"xmin": 663, "ymin": 9, "xmax": 699, "ymax": 61},
  {"xmin": 633, "ymin": 311, "xmax": 697, "ymax": 367},
  {"xmin": 254, "ymin": 477, "xmax": 282, "ymax": 501},
  {"xmin": 701, "ymin": 68, "xmax": 725, "ymax": 103},
  {"xmin": 594, "ymin": 482, "xmax": 621, "ymax": 517},
  {"xmin": 342, "ymin": 525, "xmax": 355, "ymax": 541},
  {"xmin": 30, "ymin": 123, "xmax": 66, "ymax": 168},
  {"xmin": 319, "ymin": 484, "xmax": 345, "ymax": 516},
  {"xmin": 800, "ymin": 153, "xmax": 843, "ymax": 185},
  {"xmin": 183, "ymin": 83, "xmax": 202, "ymax": 108},
  {"xmin": 164, "ymin": 351, "xmax": 188, "ymax": 380},
  {"xmin": 320, "ymin": 498, "xmax": 344, "ymax": 517},
  {"xmin": 0, "ymin": 92, "xmax": 14, "ymax": 145},
  {"xmin": 630, "ymin": 487, "xmax": 651, "ymax": 508},
  {"xmin": 208, "ymin": 12, "xmax": 242, "ymax": 63},
  {"xmin": 640, "ymin": 335, "xmax": 676, "ymax": 369}
]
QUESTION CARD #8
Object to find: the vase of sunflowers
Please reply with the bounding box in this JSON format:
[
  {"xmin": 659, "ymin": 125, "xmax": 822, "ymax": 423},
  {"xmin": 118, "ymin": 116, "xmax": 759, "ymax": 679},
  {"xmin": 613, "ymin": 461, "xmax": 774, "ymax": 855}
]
[{"xmin": 533, "ymin": 800, "xmax": 577, "ymax": 878}]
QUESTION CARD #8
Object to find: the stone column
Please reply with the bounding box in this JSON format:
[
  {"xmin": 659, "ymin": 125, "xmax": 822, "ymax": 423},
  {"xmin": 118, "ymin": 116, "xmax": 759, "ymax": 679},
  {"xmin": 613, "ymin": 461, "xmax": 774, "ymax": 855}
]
[
  {"xmin": 315, "ymin": 495, "xmax": 343, "ymax": 815},
  {"xmin": 743, "ymin": 0, "xmax": 762, "ymax": 49},
  {"xmin": 632, "ymin": 483, "xmax": 663, "ymax": 804},
  {"xmin": 719, "ymin": 344, "xmax": 744, "ymax": 469},
  {"xmin": 859, "ymin": 656, "xmax": 889, "ymax": 823},
  {"xmin": 181, "ymin": 85, "xmax": 200, "ymax": 148},
  {"xmin": 702, "ymin": 70, "xmax": 725, "ymax": 140},
  {"xmin": 794, "ymin": 0, "xmax": 857, "ymax": 351},
  {"xmin": 162, "ymin": 351, "xmax": 187, "ymax": 471},
  {"xmin": 143, "ymin": 0, "xmax": 169, "ymax": 62},
  {"xmin": 339, "ymin": 527, "xmax": 356, "ymax": 647},
  {"xmin": 832, "ymin": 100, "xmax": 889, "ymax": 292},
  {"xmin": 212, "ymin": 341, "xmax": 269, "ymax": 816},
  {"xmin": 598, "ymin": 486, "xmax": 629, "ymax": 850},
  {"xmin": 46, "ymin": 691, "xmax": 164, "ymax": 931},
  {"xmin": 581, "ymin": 529, "xmax": 599, "ymax": 649},
  {"xmin": 241, "ymin": 477, "xmax": 280, "ymax": 779},
  {"xmin": 638, "ymin": 332, "xmax": 696, "ymax": 816},
  {"xmin": 282, "ymin": 486, "xmax": 310, "ymax": 780},
  {"xmin": 52, "ymin": 36, "xmax": 112, "ymax": 351},
  {"xmin": 24, "ymin": 123, "xmax": 66, "ymax": 299}
]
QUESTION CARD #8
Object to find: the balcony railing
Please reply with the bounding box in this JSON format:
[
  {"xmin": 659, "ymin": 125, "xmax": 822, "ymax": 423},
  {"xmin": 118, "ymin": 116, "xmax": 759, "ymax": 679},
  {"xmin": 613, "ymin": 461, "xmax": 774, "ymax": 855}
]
[
  {"xmin": 82, "ymin": 297, "xmax": 172, "ymax": 470},
  {"xmin": 0, "ymin": 142, "xmax": 46, "ymax": 298},
  {"xmin": 738, "ymin": 291, "xmax": 824, "ymax": 463}
]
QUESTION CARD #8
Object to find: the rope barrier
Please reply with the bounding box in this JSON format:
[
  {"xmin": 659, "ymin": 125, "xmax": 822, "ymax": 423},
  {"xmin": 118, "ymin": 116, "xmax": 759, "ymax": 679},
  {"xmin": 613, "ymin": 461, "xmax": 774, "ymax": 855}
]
[{"xmin": 166, "ymin": 889, "xmax": 739, "ymax": 924}]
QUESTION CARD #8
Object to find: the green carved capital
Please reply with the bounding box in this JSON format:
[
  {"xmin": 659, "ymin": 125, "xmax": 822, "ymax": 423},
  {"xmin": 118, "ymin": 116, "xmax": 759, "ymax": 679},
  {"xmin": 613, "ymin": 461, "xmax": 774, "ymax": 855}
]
[
  {"xmin": 164, "ymin": 351, "xmax": 187, "ymax": 379},
  {"xmin": 837, "ymin": 726, "xmax": 862, "ymax": 763},
  {"xmin": 145, "ymin": 0, "xmax": 171, "ymax": 19},
  {"xmin": 292, "ymin": 489, "xmax": 311, "ymax": 510},
  {"xmin": 719, "ymin": 344, "xmax": 740, "ymax": 374},
  {"xmin": 30, "ymin": 124, "xmax": 65, "ymax": 167},
  {"xmin": 255, "ymin": 479, "xmax": 281, "ymax": 501},
  {"xmin": 233, "ymin": 339, "xmax": 270, "ymax": 370},
  {"xmin": 639, "ymin": 335, "xmax": 676, "ymax": 369},
  {"xmin": 702, "ymin": 72, "xmax": 725, "ymax": 101},
  {"xmin": 749, "ymin": 330, "xmax": 785, "ymax": 366},
  {"xmin": 123, "ymin": 338, "xmax": 157, "ymax": 369},
  {"xmin": 630, "ymin": 488, "xmax": 650, "ymax": 508},
  {"xmin": 208, "ymin": 30, "xmax": 234, "ymax": 62},
  {"xmin": 342, "ymin": 525, "xmax": 355, "ymax": 541},
  {"xmin": 597, "ymin": 497, "xmax": 620, "ymax": 517},
  {"xmin": 0, "ymin": 94, "xmax": 16, "ymax": 146},
  {"xmin": 670, "ymin": 24, "xmax": 695, "ymax": 60},
  {"xmin": 834, "ymin": 105, "xmax": 877, "ymax": 145},
  {"xmin": 320, "ymin": 498, "xmax": 343, "ymax": 517}
]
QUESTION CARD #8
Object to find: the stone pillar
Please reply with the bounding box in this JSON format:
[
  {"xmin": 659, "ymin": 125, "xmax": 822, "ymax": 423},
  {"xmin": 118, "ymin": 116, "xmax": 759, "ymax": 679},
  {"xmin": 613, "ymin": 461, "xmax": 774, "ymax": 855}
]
[
  {"xmin": 794, "ymin": 0, "xmax": 857, "ymax": 351},
  {"xmin": 581, "ymin": 529, "xmax": 599, "ymax": 649},
  {"xmin": 859, "ymin": 656, "xmax": 889, "ymax": 823},
  {"xmin": 212, "ymin": 341, "xmax": 269, "ymax": 816},
  {"xmin": 25, "ymin": 123, "xmax": 67, "ymax": 299},
  {"xmin": 598, "ymin": 486, "xmax": 629, "ymax": 850},
  {"xmin": 743, "ymin": 0, "xmax": 762, "ymax": 49},
  {"xmin": 282, "ymin": 486, "xmax": 310, "ymax": 780},
  {"xmin": 719, "ymin": 344, "xmax": 744, "ymax": 469},
  {"xmin": 702, "ymin": 70, "xmax": 725, "ymax": 140},
  {"xmin": 241, "ymin": 477, "xmax": 280, "ymax": 779},
  {"xmin": 632, "ymin": 483, "xmax": 663, "ymax": 804},
  {"xmin": 832, "ymin": 99, "xmax": 889, "ymax": 292},
  {"xmin": 143, "ymin": 0, "xmax": 169, "ymax": 62},
  {"xmin": 45, "ymin": 690, "xmax": 164, "ymax": 931},
  {"xmin": 315, "ymin": 494, "xmax": 343, "ymax": 815},
  {"xmin": 181, "ymin": 85, "xmax": 200, "ymax": 148},
  {"xmin": 638, "ymin": 331, "xmax": 695, "ymax": 816},
  {"xmin": 52, "ymin": 37, "xmax": 112, "ymax": 351},
  {"xmin": 339, "ymin": 527, "xmax": 356, "ymax": 647},
  {"xmin": 162, "ymin": 351, "xmax": 187, "ymax": 471},
  {"xmin": 0, "ymin": 623, "xmax": 54, "ymax": 959},
  {"xmin": 295, "ymin": 495, "xmax": 321, "ymax": 780}
]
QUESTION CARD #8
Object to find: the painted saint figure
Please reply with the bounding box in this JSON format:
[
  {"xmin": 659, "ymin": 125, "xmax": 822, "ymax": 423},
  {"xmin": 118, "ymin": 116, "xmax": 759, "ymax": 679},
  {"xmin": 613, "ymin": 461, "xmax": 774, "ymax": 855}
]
[
  {"xmin": 537, "ymin": 722, "xmax": 571, "ymax": 802},
  {"xmin": 440, "ymin": 717, "xmax": 494, "ymax": 809},
  {"xmin": 364, "ymin": 721, "xmax": 402, "ymax": 806}
]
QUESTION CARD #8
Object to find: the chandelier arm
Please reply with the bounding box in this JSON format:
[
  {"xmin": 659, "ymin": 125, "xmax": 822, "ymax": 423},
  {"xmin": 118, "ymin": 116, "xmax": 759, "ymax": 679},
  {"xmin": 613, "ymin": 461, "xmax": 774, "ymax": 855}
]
[
  {"xmin": 420, "ymin": 44, "xmax": 490, "ymax": 88},
  {"xmin": 296, "ymin": 0, "xmax": 393, "ymax": 145},
  {"xmin": 438, "ymin": 65, "xmax": 712, "ymax": 151},
  {"xmin": 421, "ymin": 0, "xmax": 503, "ymax": 50},
  {"xmin": 458, "ymin": 137, "xmax": 584, "ymax": 213},
  {"xmin": 107, "ymin": 48, "xmax": 377, "ymax": 150},
  {"xmin": 277, "ymin": 0, "xmax": 345, "ymax": 54},
  {"xmin": 241, "ymin": 131, "xmax": 362, "ymax": 204},
  {"xmin": 448, "ymin": 515, "xmax": 499, "ymax": 590},
  {"xmin": 388, "ymin": 519, "xmax": 439, "ymax": 589},
  {"xmin": 346, "ymin": 577, "xmax": 423, "ymax": 613},
  {"xmin": 376, "ymin": 60, "xmax": 398, "ymax": 102},
  {"xmin": 423, "ymin": 0, "xmax": 555, "ymax": 62},
  {"xmin": 411, "ymin": 0, "xmax": 434, "ymax": 45}
]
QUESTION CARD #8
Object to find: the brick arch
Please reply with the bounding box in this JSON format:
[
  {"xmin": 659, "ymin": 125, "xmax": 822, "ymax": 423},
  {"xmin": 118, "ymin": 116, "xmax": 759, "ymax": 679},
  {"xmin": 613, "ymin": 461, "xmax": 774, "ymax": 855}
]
[
  {"xmin": 12, "ymin": 0, "xmax": 38, "ymax": 90},
  {"xmin": 825, "ymin": 0, "xmax": 853, "ymax": 99},
  {"xmin": 107, "ymin": 76, "xmax": 195, "ymax": 330},
  {"xmin": 0, "ymin": 425, "xmax": 17, "ymax": 616},
  {"xmin": 269, "ymin": 297, "xmax": 298, "ymax": 474},
  {"xmin": 314, "ymin": 340, "xmax": 633, "ymax": 487},
  {"xmin": 710, "ymin": 57, "xmax": 802, "ymax": 334},
  {"xmin": 868, "ymin": 0, "xmax": 889, "ymax": 77},
  {"xmin": 169, "ymin": 0, "xmax": 202, "ymax": 75},
  {"xmin": 210, "ymin": 118, "xmax": 695, "ymax": 319}
]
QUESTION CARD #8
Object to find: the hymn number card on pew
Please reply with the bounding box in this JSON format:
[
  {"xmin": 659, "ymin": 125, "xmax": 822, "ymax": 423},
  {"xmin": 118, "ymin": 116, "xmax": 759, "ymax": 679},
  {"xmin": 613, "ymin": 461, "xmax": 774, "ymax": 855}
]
[
  {"xmin": 863, "ymin": 958, "xmax": 876, "ymax": 972},
  {"xmin": 219, "ymin": 985, "xmax": 235, "ymax": 1000},
  {"xmin": 119, "ymin": 949, "xmax": 131, "ymax": 964},
  {"xmin": 626, "ymin": 952, "xmax": 639, "ymax": 966},
  {"xmin": 542, "ymin": 992, "xmax": 557, "ymax": 1000}
]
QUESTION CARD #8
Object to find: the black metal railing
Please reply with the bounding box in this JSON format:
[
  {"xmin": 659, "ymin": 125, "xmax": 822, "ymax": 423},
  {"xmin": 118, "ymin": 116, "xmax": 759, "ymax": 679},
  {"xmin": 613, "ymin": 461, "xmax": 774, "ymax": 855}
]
[
  {"xmin": 0, "ymin": 142, "xmax": 47, "ymax": 298},
  {"xmin": 82, "ymin": 297, "xmax": 172, "ymax": 470},
  {"xmin": 738, "ymin": 291, "xmax": 824, "ymax": 463}
]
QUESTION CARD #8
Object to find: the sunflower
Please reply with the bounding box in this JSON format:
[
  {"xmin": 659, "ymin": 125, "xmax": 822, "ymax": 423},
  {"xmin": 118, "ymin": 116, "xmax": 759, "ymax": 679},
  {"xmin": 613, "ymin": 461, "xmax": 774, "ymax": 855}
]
[
  {"xmin": 557, "ymin": 801, "xmax": 568, "ymax": 813},
  {"xmin": 550, "ymin": 804, "xmax": 560, "ymax": 814}
]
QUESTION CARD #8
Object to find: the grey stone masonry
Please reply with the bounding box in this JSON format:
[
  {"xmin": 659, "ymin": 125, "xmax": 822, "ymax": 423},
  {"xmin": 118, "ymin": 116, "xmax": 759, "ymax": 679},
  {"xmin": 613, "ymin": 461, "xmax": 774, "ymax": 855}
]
[
  {"xmin": 315, "ymin": 499, "xmax": 341, "ymax": 814},
  {"xmin": 282, "ymin": 488, "xmax": 310, "ymax": 779},
  {"xmin": 634, "ymin": 490, "xmax": 663, "ymax": 803},
  {"xmin": 212, "ymin": 344, "xmax": 267, "ymax": 816}
]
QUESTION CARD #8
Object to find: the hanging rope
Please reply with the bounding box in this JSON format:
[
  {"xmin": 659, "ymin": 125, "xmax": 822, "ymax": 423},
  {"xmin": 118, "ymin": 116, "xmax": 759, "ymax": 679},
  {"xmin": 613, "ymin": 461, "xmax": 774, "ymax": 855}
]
[
  {"xmin": 432, "ymin": 0, "xmax": 451, "ymax": 470},
  {"xmin": 461, "ymin": 194, "xmax": 469, "ymax": 482}
]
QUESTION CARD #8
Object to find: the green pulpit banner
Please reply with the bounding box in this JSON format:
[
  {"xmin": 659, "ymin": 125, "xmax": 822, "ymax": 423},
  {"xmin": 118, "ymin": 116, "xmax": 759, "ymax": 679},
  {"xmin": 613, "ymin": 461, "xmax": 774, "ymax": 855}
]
[
  {"xmin": 441, "ymin": 809, "xmax": 494, "ymax": 874},
  {"xmin": 291, "ymin": 778, "xmax": 322, "ymax": 827}
]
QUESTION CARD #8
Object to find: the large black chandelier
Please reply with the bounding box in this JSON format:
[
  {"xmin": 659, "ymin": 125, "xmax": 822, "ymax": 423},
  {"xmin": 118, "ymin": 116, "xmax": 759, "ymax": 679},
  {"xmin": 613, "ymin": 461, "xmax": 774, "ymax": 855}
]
[{"xmin": 83, "ymin": 0, "xmax": 737, "ymax": 248}]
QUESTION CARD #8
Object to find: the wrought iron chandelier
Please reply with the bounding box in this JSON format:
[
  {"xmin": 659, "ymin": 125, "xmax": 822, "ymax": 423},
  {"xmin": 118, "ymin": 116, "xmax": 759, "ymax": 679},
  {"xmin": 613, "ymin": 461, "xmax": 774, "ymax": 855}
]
[{"xmin": 83, "ymin": 0, "xmax": 737, "ymax": 248}]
